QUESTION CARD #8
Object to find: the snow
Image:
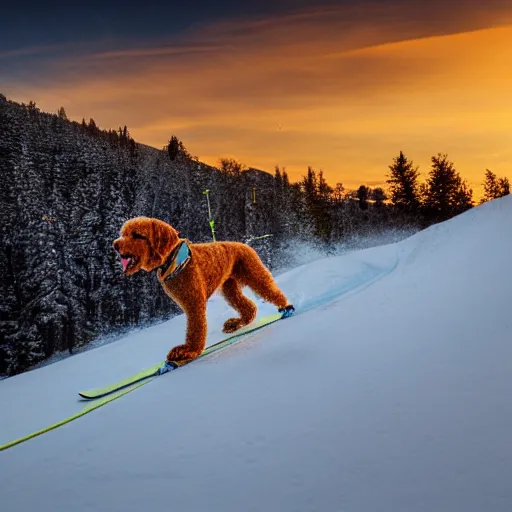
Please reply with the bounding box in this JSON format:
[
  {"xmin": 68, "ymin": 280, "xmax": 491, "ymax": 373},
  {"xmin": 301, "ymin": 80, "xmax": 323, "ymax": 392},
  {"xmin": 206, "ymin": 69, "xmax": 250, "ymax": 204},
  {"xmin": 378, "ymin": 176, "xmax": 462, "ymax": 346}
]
[{"xmin": 1, "ymin": 196, "xmax": 512, "ymax": 511}]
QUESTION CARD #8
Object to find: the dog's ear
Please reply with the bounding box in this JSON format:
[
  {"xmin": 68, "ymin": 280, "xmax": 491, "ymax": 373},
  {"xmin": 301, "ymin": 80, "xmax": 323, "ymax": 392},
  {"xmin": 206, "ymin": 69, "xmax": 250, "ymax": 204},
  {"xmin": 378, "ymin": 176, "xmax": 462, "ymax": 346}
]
[{"xmin": 150, "ymin": 219, "xmax": 179, "ymax": 260}]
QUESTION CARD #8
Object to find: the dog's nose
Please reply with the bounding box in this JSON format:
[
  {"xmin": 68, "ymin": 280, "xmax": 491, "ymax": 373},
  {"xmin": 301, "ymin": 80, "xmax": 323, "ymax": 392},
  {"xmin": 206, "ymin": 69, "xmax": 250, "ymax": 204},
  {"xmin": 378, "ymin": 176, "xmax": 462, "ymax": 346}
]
[{"xmin": 113, "ymin": 240, "xmax": 120, "ymax": 252}]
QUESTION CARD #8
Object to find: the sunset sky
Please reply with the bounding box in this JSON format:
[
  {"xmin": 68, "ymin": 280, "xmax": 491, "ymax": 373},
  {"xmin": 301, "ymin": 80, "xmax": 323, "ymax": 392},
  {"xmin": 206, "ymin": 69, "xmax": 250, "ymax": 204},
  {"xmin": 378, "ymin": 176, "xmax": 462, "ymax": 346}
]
[{"xmin": 2, "ymin": 0, "xmax": 511, "ymax": 199}]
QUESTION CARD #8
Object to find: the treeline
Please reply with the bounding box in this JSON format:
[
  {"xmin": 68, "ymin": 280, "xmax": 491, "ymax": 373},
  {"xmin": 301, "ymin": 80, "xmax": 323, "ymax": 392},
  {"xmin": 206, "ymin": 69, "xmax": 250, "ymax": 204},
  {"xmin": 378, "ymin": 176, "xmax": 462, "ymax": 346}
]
[
  {"xmin": 386, "ymin": 151, "xmax": 509, "ymax": 223},
  {"xmin": 0, "ymin": 94, "xmax": 509, "ymax": 376},
  {"xmin": 286, "ymin": 150, "xmax": 509, "ymax": 246}
]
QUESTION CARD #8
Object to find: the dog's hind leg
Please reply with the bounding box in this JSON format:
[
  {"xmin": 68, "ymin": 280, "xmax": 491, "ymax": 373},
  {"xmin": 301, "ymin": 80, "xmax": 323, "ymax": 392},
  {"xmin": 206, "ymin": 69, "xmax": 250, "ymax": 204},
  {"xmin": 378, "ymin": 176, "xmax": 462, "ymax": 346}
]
[
  {"xmin": 221, "ymin": 278, "xmax": 257, "ymax": 333},
  {"xmin": 238, "ymin": 250, "xmax": 290, "ymax": 310}
]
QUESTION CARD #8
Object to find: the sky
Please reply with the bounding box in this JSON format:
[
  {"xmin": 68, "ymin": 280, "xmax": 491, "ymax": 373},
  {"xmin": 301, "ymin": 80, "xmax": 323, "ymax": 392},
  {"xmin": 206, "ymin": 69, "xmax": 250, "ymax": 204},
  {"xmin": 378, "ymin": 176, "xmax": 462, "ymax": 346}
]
[{"xmin": 1, "ymin": 0, "xmax": 511, "ymax": 198}]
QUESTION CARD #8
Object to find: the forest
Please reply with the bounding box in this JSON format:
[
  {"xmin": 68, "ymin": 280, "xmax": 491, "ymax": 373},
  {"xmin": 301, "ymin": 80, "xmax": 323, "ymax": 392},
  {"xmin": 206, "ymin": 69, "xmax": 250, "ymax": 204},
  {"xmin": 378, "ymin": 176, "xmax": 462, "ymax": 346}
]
[{"xmin": 0, "ymin": 93, "xmax": 509, "ymax": 376}]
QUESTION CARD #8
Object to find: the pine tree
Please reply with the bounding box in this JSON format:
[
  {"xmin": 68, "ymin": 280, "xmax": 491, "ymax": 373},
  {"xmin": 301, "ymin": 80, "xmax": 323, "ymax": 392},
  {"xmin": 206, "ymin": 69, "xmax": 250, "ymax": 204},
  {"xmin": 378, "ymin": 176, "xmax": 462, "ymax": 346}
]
[
  {"xmin": 332, "ymin": 183, "xmax": 344, "ymax": 204},
  {"xmin": 498, "ymin": 177, "xmax": 510, "ymax": 196},
  {"xmin": 315, "ymin": 171, "xmax": 333, "ymax": 241},
  {"xmin": 274, "ymin": 165, "xmax": 282, "ymax": 189},
  {"xmin": 372, "ymin": 187, "xmax": 387, "ymax": 207},
  {"xmin": 357, "ymin": 185, "xmax": 369, "ymax": 210},
  {"xmin": 423, "ymin": 153, "xmax": 473, "ymax": 221},
  {"xmin": 481, "ymin": 169, "xmax": 500, "ymax": 203},
  {"xmin": 481, "ymin": 170, "xmax": 510, "ymax": 203},
  {"xmin": 301, "ymin": 167, "xmax": 332, "ymax": 240},
  {"xmin": 6, "ymin": 324, "xmax": 45, "ymax": 375},
  {"xmin": 57, "ymin": 106, "xmax": 68, "ymax": 120},
  {"xmin": 452, "ymin": 179, "xmax": 474, "ymax": 214},
  {"xmin": 386, "ymin": 151, "xmax": 420, "ymax": 213},
  {"xmin": 219, "ymin": 157, "xmax": 243, "ymax": 178},
  {"xmin": 88, "ymin": 118, "xmax": 98, "ymax": 136},
  {"xmin": 167, "ymin": 135, "xmax": 180, "ymax": 161},
  {"xmin": 302, "ymin": 166, "xmax": 317, "ymax": 204},
  {"xmin": 317, "ymin": 170, "xmax": 333, "ymax": 200},
  {"xmin": 216, "ymin": 158, "xmax": 246, "ymax": 239},
  {"xmin": 282, "ymin": 169, "xmax": 290, "ymax": 189}
]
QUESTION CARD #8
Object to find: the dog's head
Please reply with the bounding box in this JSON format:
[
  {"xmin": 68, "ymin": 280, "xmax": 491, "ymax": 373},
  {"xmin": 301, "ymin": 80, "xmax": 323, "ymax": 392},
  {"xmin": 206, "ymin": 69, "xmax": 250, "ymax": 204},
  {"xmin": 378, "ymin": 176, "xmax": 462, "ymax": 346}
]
[{"xmin": 112, "ymin": 217, "xmax": 179, "ymax": 275}]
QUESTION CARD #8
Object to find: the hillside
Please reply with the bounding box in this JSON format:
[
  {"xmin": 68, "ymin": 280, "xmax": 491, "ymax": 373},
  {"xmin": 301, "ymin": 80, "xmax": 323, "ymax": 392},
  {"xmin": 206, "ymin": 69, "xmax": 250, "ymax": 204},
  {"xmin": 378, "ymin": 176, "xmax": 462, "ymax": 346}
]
[{"xmin": 1, "ymin": 196, "xmax": 511, "ymax": 511}]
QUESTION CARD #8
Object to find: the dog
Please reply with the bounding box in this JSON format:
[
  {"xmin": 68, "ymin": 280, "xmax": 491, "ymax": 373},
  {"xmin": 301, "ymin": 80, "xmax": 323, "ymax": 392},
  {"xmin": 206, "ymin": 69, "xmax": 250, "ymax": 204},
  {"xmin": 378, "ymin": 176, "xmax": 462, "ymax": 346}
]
[{"xmin": 113, "ymin": 217, "xmax": 294, "ymax": 364}]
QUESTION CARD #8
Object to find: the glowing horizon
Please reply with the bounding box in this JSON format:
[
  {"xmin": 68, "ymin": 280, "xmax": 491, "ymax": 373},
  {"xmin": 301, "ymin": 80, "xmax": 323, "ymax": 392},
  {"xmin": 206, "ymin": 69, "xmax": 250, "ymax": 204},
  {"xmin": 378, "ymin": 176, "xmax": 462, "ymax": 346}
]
[{"xmin": 2, "ymin": 2, "xmax": 511, "ymax": 200}]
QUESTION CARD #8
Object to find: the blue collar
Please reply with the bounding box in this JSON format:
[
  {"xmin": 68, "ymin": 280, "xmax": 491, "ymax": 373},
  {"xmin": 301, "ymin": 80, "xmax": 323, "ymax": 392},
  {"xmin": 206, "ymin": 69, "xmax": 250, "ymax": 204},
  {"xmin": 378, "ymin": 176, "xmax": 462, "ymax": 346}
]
[{"xmin": 158, "ymin": 240, "xmax": 192, "ymax": 281}]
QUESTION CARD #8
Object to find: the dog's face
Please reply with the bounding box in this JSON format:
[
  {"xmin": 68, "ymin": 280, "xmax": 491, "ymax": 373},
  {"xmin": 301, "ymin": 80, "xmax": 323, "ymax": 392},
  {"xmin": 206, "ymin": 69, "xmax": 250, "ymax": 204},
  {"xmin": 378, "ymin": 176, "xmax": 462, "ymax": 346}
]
[{"xmin": 112, "ymin": 217, "xmax": 179, "ymax": 275}]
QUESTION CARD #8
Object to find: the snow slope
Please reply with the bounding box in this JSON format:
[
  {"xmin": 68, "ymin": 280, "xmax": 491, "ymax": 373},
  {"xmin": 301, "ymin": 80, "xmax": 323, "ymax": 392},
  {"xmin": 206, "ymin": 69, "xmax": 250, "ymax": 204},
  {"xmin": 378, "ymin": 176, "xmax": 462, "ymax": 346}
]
[{"xmin": 1, "ymin": 196, "xmax": 511, "ymax": 512}]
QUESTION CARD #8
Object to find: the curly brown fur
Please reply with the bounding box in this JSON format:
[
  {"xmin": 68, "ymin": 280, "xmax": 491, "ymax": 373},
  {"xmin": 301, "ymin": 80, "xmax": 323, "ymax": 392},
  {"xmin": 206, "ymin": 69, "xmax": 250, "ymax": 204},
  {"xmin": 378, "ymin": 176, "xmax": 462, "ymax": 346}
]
[{"xmin": 113, "ymin": 217, "xmax": 292, "ymax": 364}]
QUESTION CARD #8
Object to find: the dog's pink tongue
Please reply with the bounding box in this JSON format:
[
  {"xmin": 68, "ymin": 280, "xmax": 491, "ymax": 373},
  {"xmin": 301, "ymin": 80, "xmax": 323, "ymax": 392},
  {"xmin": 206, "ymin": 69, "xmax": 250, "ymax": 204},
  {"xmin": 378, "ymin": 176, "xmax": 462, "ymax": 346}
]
[{"xmin": 121, "ymin": 257, "xmax": 131, "ymax": 272}]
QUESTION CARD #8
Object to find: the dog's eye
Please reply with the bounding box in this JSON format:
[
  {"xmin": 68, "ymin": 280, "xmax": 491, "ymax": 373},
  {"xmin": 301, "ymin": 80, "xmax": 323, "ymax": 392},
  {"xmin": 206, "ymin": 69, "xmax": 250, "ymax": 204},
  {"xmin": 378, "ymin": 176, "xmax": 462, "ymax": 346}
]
[{"xmin": 132, "ymin": 233, "xmax": 146, "ymax": 240}]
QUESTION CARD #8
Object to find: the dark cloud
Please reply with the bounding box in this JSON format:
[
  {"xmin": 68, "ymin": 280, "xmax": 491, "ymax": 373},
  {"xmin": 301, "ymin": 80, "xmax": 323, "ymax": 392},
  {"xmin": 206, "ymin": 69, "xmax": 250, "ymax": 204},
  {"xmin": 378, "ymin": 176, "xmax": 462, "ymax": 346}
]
[{"xmin": 1, "ymin": 0, "xmax": 511, "ymax": 54}]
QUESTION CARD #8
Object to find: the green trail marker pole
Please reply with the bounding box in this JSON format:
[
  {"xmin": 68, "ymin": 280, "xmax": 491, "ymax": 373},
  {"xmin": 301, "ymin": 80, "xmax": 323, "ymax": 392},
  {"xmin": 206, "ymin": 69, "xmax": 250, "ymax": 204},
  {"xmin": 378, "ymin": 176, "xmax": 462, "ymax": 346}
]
[
  {"xmin": 203, "ymin": 189, "xmax": 216, "ymax": 242},
  {"xmin": 246, "ymin": 234, "xmax": 273, "ymax": 244}
]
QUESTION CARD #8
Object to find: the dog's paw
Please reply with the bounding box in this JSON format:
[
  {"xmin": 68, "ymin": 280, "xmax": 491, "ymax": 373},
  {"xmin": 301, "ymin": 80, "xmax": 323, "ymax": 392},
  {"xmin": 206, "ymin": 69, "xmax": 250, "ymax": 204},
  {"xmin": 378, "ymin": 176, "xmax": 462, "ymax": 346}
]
[
  {"xmin": 222, "ymin": 317, "xmax": 246, "ymax": 333},
  {"xmin": 167, "ymin": 345, "xmax": 202, "ymax": 364}
]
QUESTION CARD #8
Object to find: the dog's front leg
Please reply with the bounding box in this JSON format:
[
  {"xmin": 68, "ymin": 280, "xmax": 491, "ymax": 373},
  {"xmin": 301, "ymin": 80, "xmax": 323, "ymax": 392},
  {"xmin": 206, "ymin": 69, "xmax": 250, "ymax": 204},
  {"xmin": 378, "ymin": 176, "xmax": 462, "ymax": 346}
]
[{"xmin": 166, "ymin": 302, "xmax": 207, "ymax": 364}]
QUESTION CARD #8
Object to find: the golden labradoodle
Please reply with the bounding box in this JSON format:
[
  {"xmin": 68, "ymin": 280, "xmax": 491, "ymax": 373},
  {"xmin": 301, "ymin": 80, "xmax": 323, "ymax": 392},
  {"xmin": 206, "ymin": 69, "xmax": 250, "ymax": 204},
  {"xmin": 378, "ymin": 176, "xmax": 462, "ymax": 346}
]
[{"xmin": 113, "ymin": 217, "xmax": 294, "ymax": 365}]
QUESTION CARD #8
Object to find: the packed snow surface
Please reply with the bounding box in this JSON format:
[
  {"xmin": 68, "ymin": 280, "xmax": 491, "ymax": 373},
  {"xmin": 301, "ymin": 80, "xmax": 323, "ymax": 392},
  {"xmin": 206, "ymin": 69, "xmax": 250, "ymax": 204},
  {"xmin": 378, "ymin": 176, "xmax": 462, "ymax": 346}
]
[{"xmin": 1, "ymin": 197, "xmax": 511, "ymax": 512}]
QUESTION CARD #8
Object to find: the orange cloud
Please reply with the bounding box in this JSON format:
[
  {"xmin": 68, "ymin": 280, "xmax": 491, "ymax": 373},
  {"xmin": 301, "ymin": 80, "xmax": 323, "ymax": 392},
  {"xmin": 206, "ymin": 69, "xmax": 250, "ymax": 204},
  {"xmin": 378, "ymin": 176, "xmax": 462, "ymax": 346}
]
[{"xmin": 3, "ymin": 2, "xmax": 512, "ymax": 199}]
